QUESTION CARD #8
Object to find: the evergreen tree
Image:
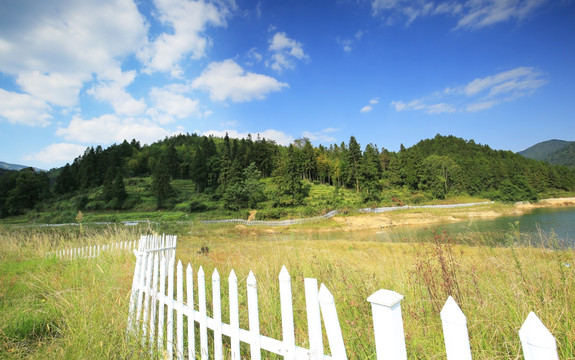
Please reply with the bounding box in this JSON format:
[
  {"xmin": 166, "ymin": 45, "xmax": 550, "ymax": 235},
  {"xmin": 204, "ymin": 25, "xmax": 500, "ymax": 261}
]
[{"xmin": 152, "ymin": 159, "xmax": 172, "ymax": 209}]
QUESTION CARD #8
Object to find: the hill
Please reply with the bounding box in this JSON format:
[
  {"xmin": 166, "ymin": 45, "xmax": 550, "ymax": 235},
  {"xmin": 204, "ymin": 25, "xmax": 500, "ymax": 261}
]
[
  {"xmin": 0, "ymin": 161, "xmax": 31, "ymax": 171},
  {"xmin": 517, "ymin": 139, "xmax": 574, "ymax": 165}
]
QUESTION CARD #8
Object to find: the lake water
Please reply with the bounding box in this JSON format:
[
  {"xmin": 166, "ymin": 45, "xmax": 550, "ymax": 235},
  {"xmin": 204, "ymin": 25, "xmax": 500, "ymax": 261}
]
[{"xmin": 320, "ymin": 206, "xmax": 575, "ymax": 248}]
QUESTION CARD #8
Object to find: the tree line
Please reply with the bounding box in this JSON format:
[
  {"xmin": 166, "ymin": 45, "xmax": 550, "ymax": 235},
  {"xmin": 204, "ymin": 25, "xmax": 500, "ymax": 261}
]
[{"xmin": 1, "ymin": 133, "xmax": 574, "ymax": 217}]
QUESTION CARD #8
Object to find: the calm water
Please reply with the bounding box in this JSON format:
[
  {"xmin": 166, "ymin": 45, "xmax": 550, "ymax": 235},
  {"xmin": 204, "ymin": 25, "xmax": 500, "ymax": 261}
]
[
  {"xmin": 374, "ymin": 206, "xmax": 575, "ymax": 247},
  {"xmin": 294, "ymin": 206, "xmax": 575, "ymax": 248}
]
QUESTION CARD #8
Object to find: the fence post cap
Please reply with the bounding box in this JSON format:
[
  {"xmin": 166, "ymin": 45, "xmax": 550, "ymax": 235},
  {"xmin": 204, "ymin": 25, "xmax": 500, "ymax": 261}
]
[
  {"xmin": 440, "ymin": 296, "xmax": 466, "ymax": 325},
  {"xmin": 519, "ymin": 312, "xmax": 557, "ymax": 349},
  {"xmin": 367, "ymin": 289, "xmax": 404, "ymax": 307}
]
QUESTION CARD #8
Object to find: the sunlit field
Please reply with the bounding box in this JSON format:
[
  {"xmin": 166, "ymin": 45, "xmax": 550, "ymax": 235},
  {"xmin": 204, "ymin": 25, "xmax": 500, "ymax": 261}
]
[{"xmin": 1, "ymin": 224, "xmax": 573, "ymax": 359}]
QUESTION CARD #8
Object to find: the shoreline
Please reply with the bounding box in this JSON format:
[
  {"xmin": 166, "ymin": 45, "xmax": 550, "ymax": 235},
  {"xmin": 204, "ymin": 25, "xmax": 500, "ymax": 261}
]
[{"xmin": 324, "ymin": 197, "xmax": 575, "ymax": 232}]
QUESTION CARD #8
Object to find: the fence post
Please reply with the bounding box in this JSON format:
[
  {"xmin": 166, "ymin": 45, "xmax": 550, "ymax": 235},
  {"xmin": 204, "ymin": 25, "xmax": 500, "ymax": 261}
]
[
  {"xmin": 149, "ymin": 253, "xmax": 160, "ymax": 349},
  {"xmin": 198, "ymin": 266, "xmax": 208, "ymax": 360},
  {"xmin": 186, "ymin": 264, "xmax": 195, "ymax": 360},
  {"xmin": 440, "ymin": 296, "xmax": 472, "ymax": 360},
  {"xmin": 519, "ymin": 312, "xmax": 559, "ymax": 360},
  {"xmin": 229, "ymin": 270, "xmax": 241, "ymax": 360},
  {"xmin": 176, "ymin": 261, "xmax": 184, "ymax": 360},
  {"xmin": 318, "ymin": 284, "xmax": 347, "ymax": 359},
  {"xmin": 167, "ymin": 255, "xmax": 175, "ymax": 359},
  {"xmin": 247, "ymin": 271, "xmax": 261, "ymax": 360},
  {"xmin": 304, "ymin": 278, "xmax": 323, "ymax": 359},
  {"xmin": 367, "ymin": 289, "xmax": 407, "ymax": 360},
  {"xmin": 279, "ymin": 266, "xmax": 296, "ymax": 360},
  {"xmin": 213, "ymin": 269, "xmax": 223, "ymax": 360}
]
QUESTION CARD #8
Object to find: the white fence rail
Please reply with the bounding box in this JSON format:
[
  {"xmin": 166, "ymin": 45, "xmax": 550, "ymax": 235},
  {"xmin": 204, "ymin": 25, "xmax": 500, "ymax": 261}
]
[
  {"xmin": 127, "ymin": 244, "xmax": 559, "ymax": 360},
  {"xmin": 46, "ymin": 240, "xmax": 138, "ymax": 260}
]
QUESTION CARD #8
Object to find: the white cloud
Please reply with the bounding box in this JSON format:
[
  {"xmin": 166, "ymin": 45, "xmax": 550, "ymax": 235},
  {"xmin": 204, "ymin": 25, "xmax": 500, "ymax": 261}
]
[
  {"xmin": 192, "ymin": 59, "xmax": 288, "ymax": 102},
  {"xmin": 138, "ymin": 0, "xmax": 229, "ymax": 77},
  {"xmin": 302, "ymin": 128, "xmax": 339, "ymax": 143},
  {"xmin": 268, "ymin": 32, "xmax": 308, "ymax": 72},
  {"xmin": 369, "ymin": 98, "xmax": 379, "ymax": 105},
  {"xmin": 88, "ymin": 70, "xmax": 147, "ymax": 117},
  {"xmin": 0, "ymin": 0, "xmax": 148, "ymax": 122},
  {"xmin": 202, "ymin": 129, "xmax": 294, "ymax": 146},
  {"xmin": 16, "ymin": 71, "xmax": 88, "ymax": 107},
  {"xmin": 56, "ymin": 114, "xmax": 172, "ymax": 144},
  {"xmin": 0, "ymin": 89, "xmax": 52, "ymax": 126},
  {"xmin": 360, "ymin": 105, "xmax": 373, "ymax": 113},
  {"xmin": 391, "ymin": 66, "xmax": 547, "ymax": 114},
  {"xmin": 464, "ymin": 67, "xmax": 547, "ymax": 98},
  {"xmin": 370, "ymin": 0, "xmax": 549, "ymax": 30},
  {"xmin": 24, "ymin": 143, "xmax": 86, "ymax": 166},
  {"xmin": 147, "ymin": 86, "xmax": 200, "ymax": 123}
]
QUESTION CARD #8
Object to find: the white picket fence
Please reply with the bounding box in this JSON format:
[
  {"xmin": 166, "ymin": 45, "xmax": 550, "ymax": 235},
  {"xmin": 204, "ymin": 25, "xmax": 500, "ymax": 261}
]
[
  {"xmin": 47, "ymin": 239, "xmax": 138, "ymax": 260},
  {"xmin": 126, "ymin": 242, "xmax": 560, "ymax": 360},
  {"xmin": 359, "ymin": 201, "xmax": 494, "ymax": 214}
]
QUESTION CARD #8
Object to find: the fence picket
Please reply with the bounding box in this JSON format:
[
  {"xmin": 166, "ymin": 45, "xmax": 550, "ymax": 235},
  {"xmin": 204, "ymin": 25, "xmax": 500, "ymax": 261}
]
[
  {"xmin": 186, "ymin": 264, "xmax": 195, "ymax": 360},
  {"xmin": 213, "ymin": 269, "xmax": 223, "ymax": 360},
  {"xmin": 149, "ymin": 253, "xmax": 160, "ymax": 349},
  {"xmin": 441, "ymin": 296, "xmax": 472, "ymax": 360},
  {"xmin": 176, "ymin": 261, "xmax": 184, "ymax": 360},
  {"xmin": 198, "ymin": 266, "xmax": 208, "ymax": 360},
  {"xmin": 229, "ymin": 270, "xmax": 241, "ymax": 360},
  {"xmin": 158, "ymin": 256, "xmax": 166, "ymax": 354},
  {"xmin": 247, "ymin": 271, "xmax": 261, "ymax": 360},
  {"xmin": 519, "ymin": 312, "xmax": 559, "ymax": 360},
  {"xmin": 318, "ymin": 284, "xmax": 347, "ymax": 359},
  {"xmin": 367, "ymin": 289, "xmax": 407, "ymax": 360},
  {"xmin": 142, "ymin": 252, "xmax": 154, "ymax": 346},
  {"xmin": 167, "ymin": 255, "xmax": 175, "ymax": 359},
  {"xmin": 305, "ymin": 278, "xmax": 323, "ymax": 359},
  {"xmin": 279, "ymin": 266, "xmax": 296, "ymax": 360}
]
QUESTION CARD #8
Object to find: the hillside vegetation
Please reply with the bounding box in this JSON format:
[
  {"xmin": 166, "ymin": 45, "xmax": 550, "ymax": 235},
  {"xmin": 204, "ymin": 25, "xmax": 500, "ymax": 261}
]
[
  {"xmin": 518, "ymin": 139, "xmax": 575, "ymax": 167},
  {"xmin": 1, "ymin": 134, "xmax": 575, "ymax": 221}
]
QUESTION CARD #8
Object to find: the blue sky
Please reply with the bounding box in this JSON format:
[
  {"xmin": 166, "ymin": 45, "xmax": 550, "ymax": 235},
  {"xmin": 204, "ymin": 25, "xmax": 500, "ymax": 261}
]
[{"xmin": 1, "ymin": 0, "xmax": 574, "ymax": 169}]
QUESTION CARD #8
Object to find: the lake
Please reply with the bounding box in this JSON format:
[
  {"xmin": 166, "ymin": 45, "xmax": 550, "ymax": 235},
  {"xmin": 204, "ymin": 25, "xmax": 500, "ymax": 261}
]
[{"xmin": 315, "ymin": 206, "xmax": 575, "ymax": 248}]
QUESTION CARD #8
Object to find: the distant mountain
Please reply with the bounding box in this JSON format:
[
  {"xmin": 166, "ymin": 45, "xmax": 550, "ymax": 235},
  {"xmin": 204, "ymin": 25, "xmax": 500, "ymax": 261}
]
[
  {"xmin": 0, "ymin": 161, "xmax": 31, "ymax": 171},
  {"xmin": 518, "ymin": 140, "xmax": 575, "ymax": 166},
  {"xmin": 545, "ymin": 142, "xmax": 575, "ymax": 167}
]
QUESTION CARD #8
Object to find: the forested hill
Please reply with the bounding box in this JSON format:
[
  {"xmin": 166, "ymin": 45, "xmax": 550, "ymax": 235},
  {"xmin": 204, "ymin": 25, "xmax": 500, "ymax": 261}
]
[
  {"xmin": 1, "ymin": 133, "xmax": 575, "ymax": 218},
  {"xmin": 518, "ymin": 139, "xmax": 575, "ymax": 166}
]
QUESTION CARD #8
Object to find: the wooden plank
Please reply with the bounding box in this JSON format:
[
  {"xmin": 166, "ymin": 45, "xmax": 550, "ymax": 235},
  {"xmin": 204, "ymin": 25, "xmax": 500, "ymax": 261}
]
[
  {"xmin": 247, "ymin": 271, "xmax": 261, "ymax": 360},
  {"xmin": 213, "ymin": 269, "xmax": 223, "ymax": 360},
  {"xmin": 198, "ymin": 266, "xmax": 208, "ymax": 360},
  {"xmin": 318, "ymin": 284, "xmax": 346, "ymax": 359},
  {"xmin": 167, "ymin": 256, "xmax": 175, "ymax": 358},
  {"xmin": 229, "ymin": 270, "xmax": 240, "ymax": 360},
  {"xmin": 176, "ymin": 261, "xmax": 184, "ymax": 360},
  {"xmin": 519, "ymin": 312, "xmax": 559, "ymax": 360},
  {"xmin": 279, "ymin": 266, "xmax": 296, "ymax": 360},
  {"xmin": 367, "ymin": 289, "xmax": 407, "ymax": 360},
  {"xmin": 186, "ymin": 264, "xmax": 195, "ymax": 360},
  {"xmin": 440, "ymin": 296, "xmax": 472, "ymax": 360}
]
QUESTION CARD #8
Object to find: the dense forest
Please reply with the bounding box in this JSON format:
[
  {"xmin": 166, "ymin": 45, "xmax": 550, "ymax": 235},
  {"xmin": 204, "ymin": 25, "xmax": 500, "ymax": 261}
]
[{"xmin": 1, "ymin": 134, "xmax": 575, "ymax": 219}]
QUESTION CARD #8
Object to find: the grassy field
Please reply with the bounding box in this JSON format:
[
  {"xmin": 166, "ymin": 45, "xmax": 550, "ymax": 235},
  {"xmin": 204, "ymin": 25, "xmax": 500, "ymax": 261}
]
[{"xmin": 1, "ymin": 223, "xmax": 574, "ymax": 359}]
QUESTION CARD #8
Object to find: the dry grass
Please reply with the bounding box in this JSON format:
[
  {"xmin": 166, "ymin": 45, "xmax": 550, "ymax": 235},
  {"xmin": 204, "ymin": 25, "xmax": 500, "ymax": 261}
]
[{"xmin": 1, "ymin": 224, "xmax": 573, "ymax": 359}]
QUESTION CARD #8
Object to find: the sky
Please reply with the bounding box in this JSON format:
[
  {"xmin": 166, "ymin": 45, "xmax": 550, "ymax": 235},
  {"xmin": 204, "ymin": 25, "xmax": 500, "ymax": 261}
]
[{"xmin": 1, "ymin": 0, "xmax": 574, "ymax": 170}]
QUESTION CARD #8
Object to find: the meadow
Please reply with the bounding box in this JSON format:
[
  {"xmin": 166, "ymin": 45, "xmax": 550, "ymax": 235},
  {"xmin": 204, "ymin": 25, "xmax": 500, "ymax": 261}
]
[{"xmin": 1, "ymin": 221, "xmax": 573, "ymax": 359}]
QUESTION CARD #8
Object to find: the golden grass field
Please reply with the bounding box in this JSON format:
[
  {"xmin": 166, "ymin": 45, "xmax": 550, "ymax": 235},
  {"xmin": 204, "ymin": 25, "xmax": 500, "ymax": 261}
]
[{"xmin": 0, "ymin": 212, "xmax": 574, "ymax": 359}]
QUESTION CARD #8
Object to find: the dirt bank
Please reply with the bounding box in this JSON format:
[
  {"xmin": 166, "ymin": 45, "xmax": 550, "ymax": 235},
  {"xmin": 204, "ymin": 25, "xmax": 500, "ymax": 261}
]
[{"xmin": 329, "ymin": 198, "xmax": 575, "ymax": 232}]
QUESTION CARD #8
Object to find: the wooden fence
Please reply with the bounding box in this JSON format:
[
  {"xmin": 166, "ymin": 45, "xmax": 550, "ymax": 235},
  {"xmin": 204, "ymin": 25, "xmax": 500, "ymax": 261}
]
[
  {"xmin": 126, "ymin": 243, "xmax": 560, "ymax": 360},
  {"xmin": 47, "ymin": 239, "xmax": 138, "ymax": 260}
]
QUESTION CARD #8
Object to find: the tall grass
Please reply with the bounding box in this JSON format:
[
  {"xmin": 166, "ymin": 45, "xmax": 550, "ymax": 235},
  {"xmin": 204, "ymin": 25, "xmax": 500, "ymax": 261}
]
[{"xmin": 1, "ymin": 224, "xmax": 574, "ymax": 359}]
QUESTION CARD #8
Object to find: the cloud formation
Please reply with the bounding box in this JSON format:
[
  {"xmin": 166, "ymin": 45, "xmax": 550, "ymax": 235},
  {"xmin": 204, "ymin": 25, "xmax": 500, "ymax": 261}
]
[
  {"xmin": 268, "ymin": 32, "xmax": 309, "ymax": 72},
  {"xmin": 24, "ymin": 143, "xmax": 86, "ymax": 167},
  {"xmin": 371, "ymin": 0, "xmax": 549, "ymax": 29},
  {"xmin": 192, "ymin": 59, "xmax": 288, "ymax": 102},
  {"xmin": 391, "ymin": 67, "xmax": 546, "ymax": 114}
]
